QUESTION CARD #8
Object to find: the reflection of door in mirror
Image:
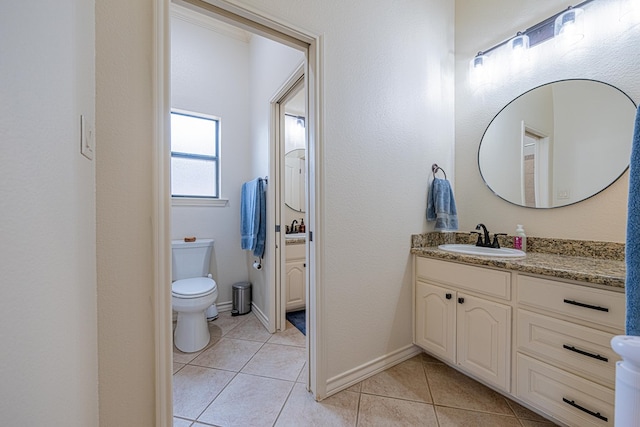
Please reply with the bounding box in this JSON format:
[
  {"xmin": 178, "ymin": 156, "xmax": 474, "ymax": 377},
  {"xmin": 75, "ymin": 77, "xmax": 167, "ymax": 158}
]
[
  {"xmin": 521, "ymin": 124, "xmax": 550, "ymax": 208},
  {"xmin": 285, "ymin": 148, "xmax": 305, "ymax": 212}
]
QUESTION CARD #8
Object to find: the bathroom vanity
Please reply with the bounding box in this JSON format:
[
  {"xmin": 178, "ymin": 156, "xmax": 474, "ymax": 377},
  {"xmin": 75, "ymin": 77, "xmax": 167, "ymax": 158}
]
[
  {"xmin": 411, "ymin": 233, "xmax": 625, "ymax": 427},
  {"xmin": 285, "ymin": 239, "xmax": 306, "ymax": 312}
]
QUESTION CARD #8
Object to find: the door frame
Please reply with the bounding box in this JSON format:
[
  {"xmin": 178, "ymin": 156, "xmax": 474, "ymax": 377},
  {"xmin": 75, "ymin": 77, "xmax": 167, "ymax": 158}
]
[
  {"xmin": 270, "ymin": 66, "xmax": 305, "ymax": 332},
  {"xmin": 153, "ymin": 1, "xmax": 325, "ymax": 425}
]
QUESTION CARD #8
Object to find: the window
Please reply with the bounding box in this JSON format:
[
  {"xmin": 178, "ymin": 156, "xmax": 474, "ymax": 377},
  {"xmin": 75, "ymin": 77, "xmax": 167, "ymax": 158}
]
[{"xmin": 170, "ymin": 110, "xmax": 220, "ymax": 198}]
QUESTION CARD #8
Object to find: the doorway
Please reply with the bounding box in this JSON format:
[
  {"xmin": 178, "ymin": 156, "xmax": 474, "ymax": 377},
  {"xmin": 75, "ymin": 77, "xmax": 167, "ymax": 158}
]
[{"xmin": 158, "ymin": 0, "xmax": 322, "ymax": 424}]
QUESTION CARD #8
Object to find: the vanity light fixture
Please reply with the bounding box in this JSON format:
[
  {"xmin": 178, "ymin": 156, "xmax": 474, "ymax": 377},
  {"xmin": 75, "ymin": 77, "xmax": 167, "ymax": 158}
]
[
  {"xmin": 554, "ymin": 6, "xmax": 585, "ymax": 42},
  {"xmin": 470, "ymin": 0, "xmax": 595, "ymax": 72}
]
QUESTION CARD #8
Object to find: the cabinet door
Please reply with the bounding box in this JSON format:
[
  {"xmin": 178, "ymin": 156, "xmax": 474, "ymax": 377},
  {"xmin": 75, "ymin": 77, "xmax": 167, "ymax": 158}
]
[
  {"xmin": 415, "ymin": 281, "xmax": 455, "ymax": 362},
  {"xmin": 285, "ymin": 260, "xmax": 305, "ymax": 311},
  {"xmin": 456, "ymin": 293, "xmax": 511, "ymax": 392}
]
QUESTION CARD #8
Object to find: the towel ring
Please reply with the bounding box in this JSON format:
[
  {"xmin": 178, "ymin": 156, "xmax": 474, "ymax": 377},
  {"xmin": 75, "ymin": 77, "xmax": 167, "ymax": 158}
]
[{"xmin": 432, "ymin": 164, "xmax": 447, "ymax": 180}]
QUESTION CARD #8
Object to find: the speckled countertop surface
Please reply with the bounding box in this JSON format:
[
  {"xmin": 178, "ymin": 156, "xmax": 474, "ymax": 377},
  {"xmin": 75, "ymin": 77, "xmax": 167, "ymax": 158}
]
[{"xmin": 411, "ymin": 233, "xmax": 625, "ymax": 290}]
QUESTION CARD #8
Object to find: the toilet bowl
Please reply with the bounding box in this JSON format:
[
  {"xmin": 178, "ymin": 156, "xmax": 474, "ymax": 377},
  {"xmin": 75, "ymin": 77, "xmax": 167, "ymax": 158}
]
[
  {"xmin": 172, "ymin": 239, "xmax": 218, "ymax": 353},
  {"xmin": 172, "ymin": 277, "xmax": 218, "ymax": 353}
]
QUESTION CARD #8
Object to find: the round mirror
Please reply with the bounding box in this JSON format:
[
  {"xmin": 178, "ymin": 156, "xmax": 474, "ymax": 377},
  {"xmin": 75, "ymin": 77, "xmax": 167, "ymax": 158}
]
[
  {"xmin": 478, "ymin": 79, "xmax": 636, "ymax": 208},
  {"xmin": 284, "ymin": 149, "xmax": 305, "ymax": 212}
]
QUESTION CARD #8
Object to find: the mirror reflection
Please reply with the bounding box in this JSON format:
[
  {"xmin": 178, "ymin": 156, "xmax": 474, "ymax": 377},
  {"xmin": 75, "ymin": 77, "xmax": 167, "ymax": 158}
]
[
  {"xmin": 285, "ymin": 148, "xmax": 305, "ymax": 212},
  {"xmin": 478, "ymin": 79, "xmax": 636, "ymax": 208}
]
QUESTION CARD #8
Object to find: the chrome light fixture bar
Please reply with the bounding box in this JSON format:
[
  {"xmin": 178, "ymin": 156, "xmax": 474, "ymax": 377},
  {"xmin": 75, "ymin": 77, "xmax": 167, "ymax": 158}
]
[{"xmin": 471, "ymin": 0, "xmax": 595, "ymax": 68}]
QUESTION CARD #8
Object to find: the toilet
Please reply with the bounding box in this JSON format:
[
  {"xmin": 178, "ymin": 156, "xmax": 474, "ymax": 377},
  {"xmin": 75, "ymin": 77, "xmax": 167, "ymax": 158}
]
[{"xmin": 172, "ymin": 238, "xmax": 218, "ymax": 353}]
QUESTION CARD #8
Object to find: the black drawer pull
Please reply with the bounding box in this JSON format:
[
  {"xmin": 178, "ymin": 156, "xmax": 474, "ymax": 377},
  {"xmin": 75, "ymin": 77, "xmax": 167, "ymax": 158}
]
[
  {"xmin": 563, "ymin": 344, "xmax": 608, "ymax": 362},
  {"xmin": 458, "ymin": 297, "xmax": 465, "ymax": 304},
  {"xmin": 563, "ymin": 299, "xmax": 609, "ymax": 312},
  {"xmin": 562, "ymin": 398, "xmax": 608, "ymax": 422},
  {"xmin": 445, "ymin": 293, "xmax": 452, "ymax": 300}
]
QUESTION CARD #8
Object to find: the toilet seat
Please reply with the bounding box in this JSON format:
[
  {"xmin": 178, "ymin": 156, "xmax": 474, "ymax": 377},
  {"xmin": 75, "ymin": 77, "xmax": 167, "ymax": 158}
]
[{"xmin": 172, "ymin": 277, "xmax": 216, "ymax": 298}]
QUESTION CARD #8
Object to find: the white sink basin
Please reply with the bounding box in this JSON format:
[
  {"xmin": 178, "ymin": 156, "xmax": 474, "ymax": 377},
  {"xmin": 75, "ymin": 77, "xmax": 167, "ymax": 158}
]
[
  {"xmin": 285, "ymin": 233, "xmax": 306, "ymax": 239},
  {"xmin": 438, "ymin": 244, "xmax": 525, "ymax": 258}
]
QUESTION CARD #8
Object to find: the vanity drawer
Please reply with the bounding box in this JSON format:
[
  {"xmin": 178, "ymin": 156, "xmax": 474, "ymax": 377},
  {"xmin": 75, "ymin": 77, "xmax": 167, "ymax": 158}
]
[
  {"xmin": 517, "ymin": 275, "xmax": 624, "ymax": 330},
  {"xmin": 517, "ymin": 354, "xmax": 614, "ymax": 427},
  {"xmin": 517, "ymin": 309, "xmax": 619, "ymax": 388},
  {"xmin": 415, "ymin": 257, "xmax": 510, "ymax": 300}
]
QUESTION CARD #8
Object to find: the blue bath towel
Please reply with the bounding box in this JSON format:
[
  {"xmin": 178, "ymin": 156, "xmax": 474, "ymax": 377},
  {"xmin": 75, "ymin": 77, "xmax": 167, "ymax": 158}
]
[
  {"xmin": 626, "ymin": 105, "xmax": 640, "ymax": 335},
  {"xmin": 241, "ymin": 178, "xmax": 266, "ymax": 258},
  {"xmin": 427, "ymin": 178, "xmax": 458, "ymax": 231}
]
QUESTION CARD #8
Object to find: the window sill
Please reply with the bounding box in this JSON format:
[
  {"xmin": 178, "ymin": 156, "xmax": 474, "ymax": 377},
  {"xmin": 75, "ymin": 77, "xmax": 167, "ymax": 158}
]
[{"xmin": 171, "ymin": 197, "xmax": 229, "ymax": 207}]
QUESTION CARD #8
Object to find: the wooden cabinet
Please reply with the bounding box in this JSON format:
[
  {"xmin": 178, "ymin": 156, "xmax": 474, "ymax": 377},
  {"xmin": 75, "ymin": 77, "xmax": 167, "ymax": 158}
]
[
  {"xmin": 413, "ymin": 255, "xmax": 625, "ymax": 426},
  {"xmin": 285, "ymin": 243, "xmax": 305, "ymax": 312},
  {"xmin": 414, "ymin": 257, "xmax": 511, "ymax": 392},
  {"xmin": 516, "ymin": 275, "xmax": 625, "ymax": 426}
]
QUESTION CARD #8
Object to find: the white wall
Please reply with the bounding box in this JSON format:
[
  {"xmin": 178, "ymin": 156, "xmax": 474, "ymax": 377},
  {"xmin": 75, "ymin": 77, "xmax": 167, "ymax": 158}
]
[
  {"xmin": 235, "ymin": 0, "xmax": 455, "ymax": 385},
  {"xmin": 0, "ymin": 2, "xmax": 98, "ymax": 426},
  {"xmin": 94, "ymin": 0, "xmax": 452, "ymax": 420},
  {"xmin": 456, "ymin": 0, "xmax": 640, "ymax": 242},
  {"xmin": 96, "ymin": 0, "xmax": 156, "ymax": 425},
  {"xmin": 170, "ymin": 8, "xmax": 253, "ymax": 306},
  {"xmin": 246, "ymin": 35, "xmax": 304, "ymax": 319}
]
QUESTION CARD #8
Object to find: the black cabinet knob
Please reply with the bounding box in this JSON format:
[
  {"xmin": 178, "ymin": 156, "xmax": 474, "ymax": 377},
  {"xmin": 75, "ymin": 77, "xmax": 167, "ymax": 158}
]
[
  {"xmin": 445, "ymin": 293, "xmax": 452, "ymax": 300},
  {"xmin": 458, "ymin": 297, "xmax": 465, "ymax": 304}
]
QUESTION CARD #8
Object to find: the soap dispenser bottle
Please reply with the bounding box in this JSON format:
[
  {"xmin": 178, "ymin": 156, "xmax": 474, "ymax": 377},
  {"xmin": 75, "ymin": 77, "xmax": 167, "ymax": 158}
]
[
  {"xmin": 299, "ymin": 219, "xmax": 305, "ymax": 233},
  {"xmin": 514, "ymin": 224, "xmax": 526, "ymax": 251}
]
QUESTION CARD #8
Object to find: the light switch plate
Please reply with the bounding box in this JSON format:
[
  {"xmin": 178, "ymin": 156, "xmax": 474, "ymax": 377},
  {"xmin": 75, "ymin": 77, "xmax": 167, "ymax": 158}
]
[{"xmin": 80, "ymin": 114, "xmax": 94, "ymax": 160}]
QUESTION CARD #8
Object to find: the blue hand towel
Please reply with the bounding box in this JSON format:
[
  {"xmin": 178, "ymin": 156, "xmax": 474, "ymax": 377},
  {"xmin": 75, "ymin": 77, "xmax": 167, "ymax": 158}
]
[
  {"xmin": 427, "ymin": 178, "xmax": 458, "ymax": 231},
  {"xmin": 240, "ymin": 178, "xmax": 267, "ymax": 258},
  {"xmin": 626, "ymin": 105, "xmax": 640, "ymax": 335}
]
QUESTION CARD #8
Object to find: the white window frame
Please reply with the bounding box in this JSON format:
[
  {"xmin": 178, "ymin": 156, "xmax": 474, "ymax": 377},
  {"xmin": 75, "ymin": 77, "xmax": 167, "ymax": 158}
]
[{"xmin": 170, "ymin": 109, "xmax": 227, "ymax": 207}]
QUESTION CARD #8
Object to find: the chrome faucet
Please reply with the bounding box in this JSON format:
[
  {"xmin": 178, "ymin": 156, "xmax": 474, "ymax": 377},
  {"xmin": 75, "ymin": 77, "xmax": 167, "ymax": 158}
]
[{"xmin": 290, "ymin": 219, "xmax": 298, "ymax": 233}]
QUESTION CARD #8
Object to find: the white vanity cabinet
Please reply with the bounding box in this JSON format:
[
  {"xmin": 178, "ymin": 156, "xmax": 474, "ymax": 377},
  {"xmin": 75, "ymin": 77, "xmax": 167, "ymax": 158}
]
[
  {"xmin": 515, "ymin": 275, "xmax": 625, "ymax": 427},
  {"xmin": 285, "ymin": 243, "xmax": 305, "ymax": 312},
  {"xmin": 414, "ymin": 257, "xmax": 512, "ymax": 392}
]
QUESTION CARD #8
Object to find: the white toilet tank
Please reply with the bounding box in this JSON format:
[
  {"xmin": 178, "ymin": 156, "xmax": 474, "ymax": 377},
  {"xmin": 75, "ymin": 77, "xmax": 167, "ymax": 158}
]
[{"xmin": 172, "ymin": 239, "xmax": 214, "ymax": 281}]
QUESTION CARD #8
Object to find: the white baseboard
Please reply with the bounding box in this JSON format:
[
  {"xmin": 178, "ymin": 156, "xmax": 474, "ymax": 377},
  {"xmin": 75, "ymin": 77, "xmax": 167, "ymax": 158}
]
[
  {"xmin": 325, "ymin": 344, "xmax": 422, "ymax": 397},
  {"xmin": 251, "ymin": 302, "xmax": 269, "ymax": 329}
]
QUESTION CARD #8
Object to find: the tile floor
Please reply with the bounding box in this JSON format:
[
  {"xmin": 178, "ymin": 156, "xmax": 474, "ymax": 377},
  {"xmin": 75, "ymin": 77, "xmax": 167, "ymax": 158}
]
[{"xmin": 173, "ymin": 312, "xmax": 558, "ymax": 427}]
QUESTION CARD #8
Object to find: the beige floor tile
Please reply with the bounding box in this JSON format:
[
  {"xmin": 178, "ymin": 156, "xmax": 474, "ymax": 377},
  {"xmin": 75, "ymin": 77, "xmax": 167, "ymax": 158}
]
[
  {"xmin": 345, "ymin": 381, "xmax": 362, "ymax": 393},
  {"xmin": 361, "ymin": 356, "xmax": 432, "ymax": 403},
  {"xmin": 198, "ymin": 373, "xmax": 294, "ymax": 427},
  {"xmin": 173, "ymin": 417, "xmax": 192, "ymax": 427},
  {"xmin": 172, "ymin": 365, "xmax": 235, "ymax": 420},
  {"xmin": 173, "ymin": 362, "xmax": 185, "ymax": 374},
  {"xmin": 190, "ymin": 337, "xmax": 263, "ymax": 372},
  {"xmin": 225, "ymin": 314, "xmax": 272, "ymax": 342},
  {"xmin": 506, "ymin": 399, "xmax": 556, "ymax": 423},
  {"xmin": 424, "ymin": 363, "xmax": 513, "ymax": 415},
  {"xmin": 357, "ymin": 393, "xmax": 438, "ymax": 426},
  {"xmin": 242, "ymin": 343, "xmax": 306, "ymax": 381},
  {"xmin": 173, "ymin": 335, "xmax": 221, "ymax": 364},
  {"xmin": 435, "ymin": 406, "xmax": 522, "ymax": 427},
  {"xmin": 297, "ymin": 362, "xmax": 308, "ymax": 383},
  {"xmin": 520, "ymin": 419, "xmax": 559, "ymax": 427},
  {"xmin": 207, "ymin": 311, "xmax": 250, "ymax": 337},
  {"xmin": 275, "ymin": 383, "xmax": 359, "ymax": 427},
  {"xmin": 419, "ymin": 351, "xmax": 444, "ymax": 365},
  {"xmin": 268, "ymin": 322, "xmax": 306, "ymax": 347}
]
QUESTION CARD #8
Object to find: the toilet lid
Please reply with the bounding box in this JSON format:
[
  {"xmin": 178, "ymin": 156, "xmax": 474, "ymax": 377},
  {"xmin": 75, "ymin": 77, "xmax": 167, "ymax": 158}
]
[{"xmin": 172, "ymin": 277, "xmax": 216, "ymax": 298}]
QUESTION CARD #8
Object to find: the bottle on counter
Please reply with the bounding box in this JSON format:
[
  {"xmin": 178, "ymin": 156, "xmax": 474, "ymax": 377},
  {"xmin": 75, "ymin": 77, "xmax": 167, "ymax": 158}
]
[
  {"xmin": 299, "ymin": 219, "xmax": 305, "ymax": 233},
  {"xmin": 514, "ymin": 224, "xmax": 526, "ymax": 251}
]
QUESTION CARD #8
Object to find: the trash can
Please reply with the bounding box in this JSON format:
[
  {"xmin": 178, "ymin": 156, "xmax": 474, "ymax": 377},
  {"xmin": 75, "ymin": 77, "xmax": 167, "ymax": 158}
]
[{"xmin": 231, "ymin": 282, "xmax": 252, "ymax": 316}]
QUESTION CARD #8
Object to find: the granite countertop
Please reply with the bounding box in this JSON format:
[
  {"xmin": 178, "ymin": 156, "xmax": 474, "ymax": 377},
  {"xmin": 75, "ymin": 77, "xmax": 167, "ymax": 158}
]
[{"xmin": 411, "ymin": 233, "xmax": 625, "ymax": 290}]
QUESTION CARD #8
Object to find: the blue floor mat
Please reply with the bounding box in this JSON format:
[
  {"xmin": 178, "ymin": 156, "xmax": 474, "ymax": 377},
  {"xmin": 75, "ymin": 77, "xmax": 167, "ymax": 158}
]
[{"xmin": 286, "ymin": 310, "xmax": 306, "ymax": 335}]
